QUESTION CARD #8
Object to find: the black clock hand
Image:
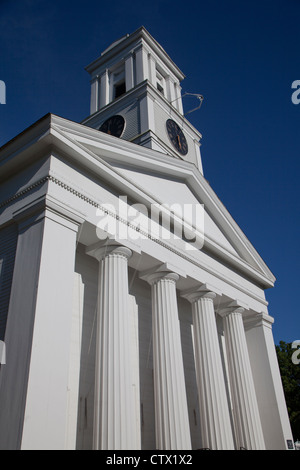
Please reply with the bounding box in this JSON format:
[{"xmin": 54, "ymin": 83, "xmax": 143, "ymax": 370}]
[{"xmin": 177, "ymin": 134, "xmax": 182, "ymax": 149}]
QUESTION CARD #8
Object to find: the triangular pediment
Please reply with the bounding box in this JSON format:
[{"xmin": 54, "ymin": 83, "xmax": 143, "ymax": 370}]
[
  {"xmin": 46, "ymin": 115, "xmax": 275, "ymax": 287},
  {"xmin": 0, "ymin": 114, "xmax": 275, "ymax": 289}
]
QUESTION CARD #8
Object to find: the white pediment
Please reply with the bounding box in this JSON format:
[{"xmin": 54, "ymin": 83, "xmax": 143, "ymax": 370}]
[{"xmin": 43, "ymin": 115, "xmax": 275, "ymax": 287}]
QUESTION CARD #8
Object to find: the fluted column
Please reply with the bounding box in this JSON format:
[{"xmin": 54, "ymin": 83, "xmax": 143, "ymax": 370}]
[
  {"xmin": 220, "ymin": 305, "xmax": 265, "ymax": 450},
  {"xmin": 87, "ymin": 243, "xmax": 136, "ymax": 450},
  {"xmin": 142, "ymin": 270, "xmax": 191, "ymax": 450},
  {"xmin": 182, "ymin": 290, "xmax": 235, "ymax": 449}
]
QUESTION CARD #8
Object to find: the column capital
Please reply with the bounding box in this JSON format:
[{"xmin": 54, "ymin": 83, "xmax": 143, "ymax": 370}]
[
  {"xmin": 218, "ymin": 300, "xmax": 248, "ymax": 318},
  {"xmin": 139, "ymin": 262, "xmax": 184, "ymax": 285},
  {"xmin": 85, "ymin": 240, "xmax": 132, "ymax": 262},
  {"xmin": 100, "ymin": 68, "xmax": 110, "ymax": 78},
  {"xmin": 181, "ymin": 283, "xmax": 221, "ymax": 303},
  {"xmin": 140, "ymin": 269, "xmax": 179, "ymax": 286}
]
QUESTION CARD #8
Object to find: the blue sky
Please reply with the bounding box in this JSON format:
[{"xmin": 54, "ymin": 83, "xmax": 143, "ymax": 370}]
[{"xmin": 0, "ymin": 0, "xmax": 299, "ymax": 344}]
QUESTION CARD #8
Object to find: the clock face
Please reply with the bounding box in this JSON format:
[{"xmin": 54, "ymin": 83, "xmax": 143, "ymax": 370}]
[
  {"xmin": 166, "ymin": 119, "xmax": 188, "ymax": 156},
  {"xmin": 99, "ymin": 115, "xmax": 125, "ymax": 138}
]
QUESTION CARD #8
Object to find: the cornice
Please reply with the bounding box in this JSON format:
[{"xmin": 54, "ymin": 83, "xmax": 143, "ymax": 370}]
[
  {"xmin": 85, "ymin": 26, "xmax": 185, "ymax": 81},
  {"xmin": 0, "ymin": 175, "xmax": 49, "ymax": 209}
]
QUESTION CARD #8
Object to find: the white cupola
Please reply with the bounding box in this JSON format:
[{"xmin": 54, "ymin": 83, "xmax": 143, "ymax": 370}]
[{"xmin": 82, "ymin": 26, "xmax": 203, "ymax": 172}]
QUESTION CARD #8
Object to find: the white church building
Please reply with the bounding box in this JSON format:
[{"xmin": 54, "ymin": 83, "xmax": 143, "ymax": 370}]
[{"xmin": 0, "ymin": 27, "xmax": 294, "ymax": 450}]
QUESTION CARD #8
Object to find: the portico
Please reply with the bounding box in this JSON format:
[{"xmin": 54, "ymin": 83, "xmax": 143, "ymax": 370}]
[{"xmin": 80, "ymin": 236, "xmax": 270, "ymax": 450}]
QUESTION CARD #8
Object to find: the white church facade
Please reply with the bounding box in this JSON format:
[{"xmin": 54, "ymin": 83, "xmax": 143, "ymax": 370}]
[{"xmin": 0, "ymin": 27, "xmax": 293, "ymax": 450}]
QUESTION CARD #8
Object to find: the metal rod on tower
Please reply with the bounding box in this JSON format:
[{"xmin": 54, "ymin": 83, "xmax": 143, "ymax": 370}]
[{"xmin": 171, "ymin": 92, "xmax": 204, "ymax": 116}]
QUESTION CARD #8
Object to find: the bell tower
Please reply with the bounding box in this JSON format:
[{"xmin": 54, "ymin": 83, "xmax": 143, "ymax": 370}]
[{"xmin": 82, "ymin": 26, "xmax": 203, "ymax": 173}]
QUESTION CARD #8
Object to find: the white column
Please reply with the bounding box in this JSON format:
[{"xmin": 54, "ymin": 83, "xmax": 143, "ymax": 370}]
[
  {"xmin": 148, "ymin": 54, "xmax": 156, "ymax": 86},
  {"xmin": 220, "ymin": 305, "xmax": 265, "ymax": 450},
  {"xmin": 125, "ymin": 54, "xmax": 134, "ymax": 91},
  {"xmin": 90, "ymin": 76, "xmax": 100, "ymax": 115},
  {"xmin": 166, "ymin": 76, "xmax": 176, "ymax": 104},
  {"xmin": 100, "ymin": 70, "xmax": 110, "ymax": 109},
  {"xmin": 135, "ymin": 46, "xmax": 148, "ymax": 84},
  {"xmin": 139, "ymin": 94, "xmax": 155, "ymax": 136},
  {"xmin": 182, "ymin": 290, "xmax": 235, "ymax": 449},
  {"xmin": 175, "ymin": 83, "xmax": 183, "ymax": 114},
  {"xmin": 142, "ymin": 270, "xmax": 191, "ymax": 450},
  {"xmin": 86, "ymin": 243, "xmax": 136, "ymax": 450}
]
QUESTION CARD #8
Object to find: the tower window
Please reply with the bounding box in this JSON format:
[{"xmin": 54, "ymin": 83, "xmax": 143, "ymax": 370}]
[
  {"xmin": 156, "ymin": 69, "xmax": 165, "ymax": 96},
  {"xmin": 110, "ymin": 63, "xmax": 126, "ymax": 102},
  {"xmin": 114, "ymin": 80, "xmax": 126, "ymax": 99},
  {"xmin": 157, "ymin": 82, "xmax": 164, "ymax": 95}
]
